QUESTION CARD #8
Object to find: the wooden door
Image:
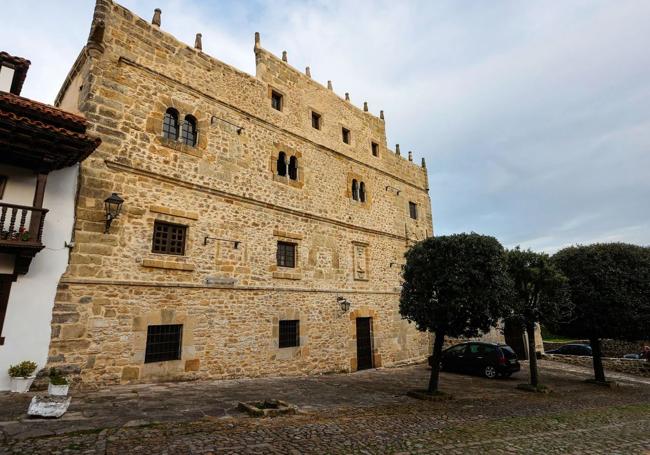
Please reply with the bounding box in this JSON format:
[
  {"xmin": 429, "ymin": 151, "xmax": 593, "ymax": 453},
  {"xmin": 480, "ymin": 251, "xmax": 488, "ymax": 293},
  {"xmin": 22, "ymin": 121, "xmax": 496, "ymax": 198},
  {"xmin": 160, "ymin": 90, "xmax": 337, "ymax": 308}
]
[{"xmin": 356, "ymin": 317, "xmax": 374, "ymax": 370}]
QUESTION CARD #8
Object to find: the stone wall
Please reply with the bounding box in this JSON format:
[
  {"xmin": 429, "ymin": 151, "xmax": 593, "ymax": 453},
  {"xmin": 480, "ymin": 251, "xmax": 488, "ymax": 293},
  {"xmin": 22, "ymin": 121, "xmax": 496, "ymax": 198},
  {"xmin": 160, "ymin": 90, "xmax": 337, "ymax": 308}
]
[
  {"xmin": 543, "ymin": 340, "xmax": 649, "ymax": 358},
  {"xmin": 45, "ymin": 0, "xmax": 435, "ymax": 386},
  {"xmin": 543, "ymin": 354, "xmax": 650, "ymax": 378}
]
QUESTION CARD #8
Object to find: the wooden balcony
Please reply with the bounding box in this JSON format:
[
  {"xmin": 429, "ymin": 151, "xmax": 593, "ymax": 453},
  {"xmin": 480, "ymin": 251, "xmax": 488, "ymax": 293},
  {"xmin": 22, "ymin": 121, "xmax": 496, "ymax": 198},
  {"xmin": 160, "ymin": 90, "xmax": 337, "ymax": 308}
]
[{"xmin": 0, "ymin": 202, "xmax": 48, "ymax": 274}]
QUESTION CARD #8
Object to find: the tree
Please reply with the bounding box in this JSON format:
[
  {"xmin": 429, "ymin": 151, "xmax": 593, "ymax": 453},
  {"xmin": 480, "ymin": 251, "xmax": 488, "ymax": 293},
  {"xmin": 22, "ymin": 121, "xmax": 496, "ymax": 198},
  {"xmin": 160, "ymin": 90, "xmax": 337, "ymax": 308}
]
[
  {"xmin": 400, "ymin": 233, "xmax": 513, "ymax": 394},
  {"xmin": 505, "ymin": 247, "xmax": 572, "ymax": 388},
  {"xmin": 551, "ymin": 243, "xmax": 650, "ymax": 383}
]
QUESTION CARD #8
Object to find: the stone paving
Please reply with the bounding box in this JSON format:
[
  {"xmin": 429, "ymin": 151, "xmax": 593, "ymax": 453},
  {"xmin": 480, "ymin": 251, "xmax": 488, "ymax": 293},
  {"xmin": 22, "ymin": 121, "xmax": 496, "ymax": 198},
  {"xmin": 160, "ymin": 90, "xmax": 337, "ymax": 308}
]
[{"xmin": 0, "ymin": 360, "xmax": 649, "ymax": 454}]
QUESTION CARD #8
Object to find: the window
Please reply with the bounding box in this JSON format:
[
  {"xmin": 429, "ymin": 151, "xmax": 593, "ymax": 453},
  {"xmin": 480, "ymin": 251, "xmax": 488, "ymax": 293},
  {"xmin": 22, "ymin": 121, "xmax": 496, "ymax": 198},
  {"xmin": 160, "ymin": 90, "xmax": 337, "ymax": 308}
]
[
  {"xmin": 371, "ymin": 142, "xmax": 379, "ymax": 157},
  {"xmin": 145, "ymin": 324, "xmax": 182, "ymax": 363},
  {"xmin": 359, "ymin": 182, "xmax": 366, "ymax": 203},
  {"xmin": 276, "ymin": 241, "xmax": 296, "ymax": 268},
  {"xmin": 0, "ymin": 176, "xmax": 6, "ymax": 199},
  {"xmin": 271, "ymin": 90, "xmax": 283, "ymax": 111},
  {"xmin": 288, "ymin": 156, "xmax": 298, "ymax": 181},
  {"xmin": 180, "ymin": 115, "xmax": 197, "ymax": 147},
  {"xmin": 351, "ymin": 179, "xmax": 359, "ymax": 201},
  {"xmin": 152, "ymin": 221, "xmax": 187, "ymax": 255},
  {"xmin": 276, "ymin": 152, "xmax": 287, "ymax": 177},
  {"xmin": 342, "ymin": 127, "xmax": 350, "ymax": 144},
  {"xmin": 311, "ymin": 111, "xmax": 321, "ymax": 130},
  {"xmin": 162, "ymin": 108, "xmax": 179, "ymax": 140},
  {"xmin": 409, "ymin": 202, "xmax": 418, "ymax": 219},
  {"xmin": 279, "ymin": 320, "xmax": 300, "ymax": 348}
]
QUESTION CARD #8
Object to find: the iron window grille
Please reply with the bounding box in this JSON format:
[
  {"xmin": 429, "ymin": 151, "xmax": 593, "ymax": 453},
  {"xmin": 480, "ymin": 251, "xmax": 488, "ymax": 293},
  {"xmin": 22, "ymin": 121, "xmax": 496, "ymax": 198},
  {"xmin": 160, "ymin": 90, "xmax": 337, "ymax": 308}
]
[
  {"xmin": 279, "ymin": 320, "xmax": 300, "ymax": 348},
  {"xmin": 359, "ymin": 182, "xmax": 366, "ymax": 203},
  {"xmin": 152, "ymin": 221, "xmax": 187, "ymax": 255},
  {"xmin": 145, "ymin": 324, "xmax": 183, "ymax": 363},
  {"xmin": 162, "ymin": 108, "xmax": 179, "ymax": 140},
  {"xmin": 342, "ymin": 127, "xmax": 351, "ymax": 144},
  {"xmin": 276, "ymin": 241, "xmax": 296, "ymax": 268},
  {"xmin": 288, "ymin": 156, "xmax": 298, "ymax": 180},
  {"xmin": 311, "ymin": 111, "xmax": 321, "ymax": 130},
  {"xmin": 277, "ymin": 152, "xmax": 287, "ymax": 176},
  {"xmin": 271, "ymin": 90, "xmax": 283, "ymax": 111},
  {"xmin": 409, "ymin": 202, "xmax": 418, "ymax": 219},
  {"xmin": 181, "ymin": 115, "xmax": 197, "ymax": 147}
]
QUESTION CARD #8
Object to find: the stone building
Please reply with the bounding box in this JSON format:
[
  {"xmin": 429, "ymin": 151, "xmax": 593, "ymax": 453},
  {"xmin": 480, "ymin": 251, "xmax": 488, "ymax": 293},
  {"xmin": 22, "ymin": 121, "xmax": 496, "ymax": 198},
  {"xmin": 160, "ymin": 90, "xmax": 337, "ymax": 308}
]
[{"xmin": 45, "ymin": 0, "xmax": 433, "ymax": 386}]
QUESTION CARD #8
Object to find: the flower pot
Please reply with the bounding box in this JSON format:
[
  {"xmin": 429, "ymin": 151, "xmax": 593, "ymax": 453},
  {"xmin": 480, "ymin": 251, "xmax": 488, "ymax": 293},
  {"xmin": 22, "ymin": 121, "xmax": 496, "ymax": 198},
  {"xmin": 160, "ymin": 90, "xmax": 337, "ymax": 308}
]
[
  {"xmin": 10, "ymin": 376, "xmax": 35, "ymax": 393},
  {"xmin": 48, "ymin": 383, "xmax": 70, "ymax": 396}
]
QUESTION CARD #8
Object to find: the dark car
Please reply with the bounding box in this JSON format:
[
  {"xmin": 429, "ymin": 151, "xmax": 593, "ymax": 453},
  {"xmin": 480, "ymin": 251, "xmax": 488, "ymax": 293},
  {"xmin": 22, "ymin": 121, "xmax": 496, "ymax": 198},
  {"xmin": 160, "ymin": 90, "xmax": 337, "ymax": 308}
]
[
  {"xmin": 430, "ymin": 342, "xmax": 520, "ymax": 379},
  {"xmin": 546, "ymin": 344, "xmax": 592, "ymax": 356}
]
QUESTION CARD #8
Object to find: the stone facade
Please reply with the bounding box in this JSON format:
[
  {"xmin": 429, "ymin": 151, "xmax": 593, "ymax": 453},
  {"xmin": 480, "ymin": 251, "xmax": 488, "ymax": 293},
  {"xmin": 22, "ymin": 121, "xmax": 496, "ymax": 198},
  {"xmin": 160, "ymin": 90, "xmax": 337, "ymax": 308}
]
[{"xmin": 45, "ymin": 0, "xmax": 433, "ymax": 386}]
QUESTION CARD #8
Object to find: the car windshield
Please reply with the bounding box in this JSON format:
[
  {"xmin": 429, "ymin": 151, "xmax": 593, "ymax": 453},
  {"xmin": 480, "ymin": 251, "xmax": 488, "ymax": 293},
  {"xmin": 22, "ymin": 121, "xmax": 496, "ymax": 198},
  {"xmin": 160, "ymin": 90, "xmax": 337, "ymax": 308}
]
[{"xmin": 499, "ymin": 346, "xmax": 517, "ymax": 359}]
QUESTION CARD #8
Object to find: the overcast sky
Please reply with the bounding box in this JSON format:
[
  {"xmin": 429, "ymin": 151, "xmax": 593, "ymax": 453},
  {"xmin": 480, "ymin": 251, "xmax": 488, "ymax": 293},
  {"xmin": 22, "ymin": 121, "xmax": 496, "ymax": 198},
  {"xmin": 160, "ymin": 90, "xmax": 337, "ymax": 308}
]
[{"xmin": 2, "ymin": 0, "xmax": 648, "ymax": 253}]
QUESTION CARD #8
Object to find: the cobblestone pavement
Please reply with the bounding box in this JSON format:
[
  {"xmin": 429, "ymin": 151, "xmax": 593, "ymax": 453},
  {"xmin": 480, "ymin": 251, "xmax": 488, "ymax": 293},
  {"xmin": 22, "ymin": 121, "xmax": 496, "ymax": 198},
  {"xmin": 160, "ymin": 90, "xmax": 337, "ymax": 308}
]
[{"xmin": 1, "ymin": 360, "xmax": 649, "ymax": 454}]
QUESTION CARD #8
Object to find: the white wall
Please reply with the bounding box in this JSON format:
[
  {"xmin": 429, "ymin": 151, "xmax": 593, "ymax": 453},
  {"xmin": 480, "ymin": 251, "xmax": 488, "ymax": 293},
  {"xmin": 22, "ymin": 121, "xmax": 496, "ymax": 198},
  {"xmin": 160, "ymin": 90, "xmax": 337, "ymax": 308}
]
[
  {"xmin": 0, "ymin": 165, "xmax": 78, "ymax": 390},
  {"xmin": 0, "ymin": 164, "xmax": 36, "ymax": 207}
]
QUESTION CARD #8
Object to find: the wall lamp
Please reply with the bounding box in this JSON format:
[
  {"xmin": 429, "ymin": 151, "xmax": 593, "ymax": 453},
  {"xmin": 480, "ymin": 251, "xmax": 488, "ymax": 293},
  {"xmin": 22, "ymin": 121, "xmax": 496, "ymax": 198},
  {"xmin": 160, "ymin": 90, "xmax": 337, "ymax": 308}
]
[
  {"xmin": 385, "ymin": 185, "xmax": 401, "ymax": 195},
  {"xmin": 204, "ymin": 236, "xmax": 241, "ymax": 249},
  {"xmin": 104, "ymin": 193, "xmax": 124, "ymax": 233},
  {"xmin": 211, "ymin": 115, "xmax": 244, "ymax": 134},
  {"xmin": 337, "ymin": 296, "xmax": 351, "ymax": 313}
]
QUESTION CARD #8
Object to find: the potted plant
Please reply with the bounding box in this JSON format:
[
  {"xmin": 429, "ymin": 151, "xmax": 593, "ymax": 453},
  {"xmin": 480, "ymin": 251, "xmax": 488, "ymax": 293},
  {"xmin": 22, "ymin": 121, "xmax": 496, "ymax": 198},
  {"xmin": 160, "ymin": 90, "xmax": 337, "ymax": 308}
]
[
  {"xmin": 8, "ymin": 361, "xmax": 38, "ymax": 393},
  {"xmin": 48, "ymin": 368, "xmax": 70, "ymax": 396}
]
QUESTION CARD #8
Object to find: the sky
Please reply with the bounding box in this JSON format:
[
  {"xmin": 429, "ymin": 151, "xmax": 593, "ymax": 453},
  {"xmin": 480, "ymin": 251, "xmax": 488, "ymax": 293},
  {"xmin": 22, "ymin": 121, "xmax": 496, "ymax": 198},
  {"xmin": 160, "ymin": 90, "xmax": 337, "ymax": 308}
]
[{"xmin": 1, "ymin": 0, "xmax": 649, "ymax": 253}]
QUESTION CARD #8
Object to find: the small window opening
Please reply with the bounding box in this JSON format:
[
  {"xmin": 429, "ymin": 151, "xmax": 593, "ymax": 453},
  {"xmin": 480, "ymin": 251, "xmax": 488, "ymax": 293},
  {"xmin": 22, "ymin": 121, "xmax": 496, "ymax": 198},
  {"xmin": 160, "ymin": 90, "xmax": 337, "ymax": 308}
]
[
  {"xmin": 371, "ymin": 142, "xmax": 379, "ymax": 157},
  {"xmin": 152, "ymin": 221, "xmax": 187, "ymax": 255},
  {"xmin": 288, "ymin": 156, "xmax": 298, "ymax": 181},
  {"xmin": 271, "ymin": 90, "xmax": 283, "ymax": 111},
  {"xmin": 162, "ymin": 108, "xmax": 179, "ymax": 140},
  {"xmin": 277, "ymin": 152, "xmax": 287, "ymax": 177},
  {"xmin": 277, "ymin": 241, "xmax": 296, "ymax": 268},
  {"xmin": 342, "ymin": 127, "xmax": 350, "ymax": 144},
  {"xmin": 359, "ymin": 182, "xmax": 366, "ymax": 203},
  {"xmin": 279, "ymin": 320, "xmax": 300, "ymax": 348},
  {"xmin": 409, "ymin": 202, "xmax": 418, "ymax": 219},
  {"xmin": 351, "ymin": 179, "xmax": 359, "ymax": 201},
  {"xmin": 311, "ymin": 111, "xmax": 321, "ymax": 130},
  {"xmin": 145, "ymin": 324, "xmax": 182, "ymax": 363}
]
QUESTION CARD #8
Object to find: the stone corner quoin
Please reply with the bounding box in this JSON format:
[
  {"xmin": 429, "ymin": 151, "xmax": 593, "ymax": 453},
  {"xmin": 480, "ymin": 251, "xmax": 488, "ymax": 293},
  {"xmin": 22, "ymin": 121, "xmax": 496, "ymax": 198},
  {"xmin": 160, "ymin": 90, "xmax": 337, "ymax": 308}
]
[{"xmin": 46, "ymin": 0, "xmax": 438, "ymax": 386}]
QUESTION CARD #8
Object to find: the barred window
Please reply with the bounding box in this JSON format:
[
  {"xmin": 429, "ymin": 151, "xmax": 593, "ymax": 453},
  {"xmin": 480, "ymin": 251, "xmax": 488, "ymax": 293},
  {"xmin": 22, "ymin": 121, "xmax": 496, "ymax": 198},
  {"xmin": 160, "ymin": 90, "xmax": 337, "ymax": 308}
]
[
  {"xmin": 152, "ymin": 221, "xmax": 187, "ymax": 255},
  {"xmin": 311, "ymin": 111, "xmax": 321, "ymax": 130},
  {"xmin": 162, "ymin": 108, "xmax": 179, "ymax": 140},
  {"xmin": 288, "ymin": 156, "xmax": 298, "ymax": 181},
  {"xmin": 409, "ymin": 201, "xmax": 418, "ymax": 219},
  {"xmin": 351, "ymin": 179, "xmax": 359, "ymax": 201},
  {"xmin": 279, "ymin": 320, "xmax": 300, "ymax": 348},
  {"xmin": 181, "ymin": 115, "xmax": 197, "ymax": 147},
  {"xmin": 145, "ymin": 324, "xmax": 182, "ymax": 363},
  {"xmin": 276, "ymin": 241, "xmax": 296, "ymax": 268}
]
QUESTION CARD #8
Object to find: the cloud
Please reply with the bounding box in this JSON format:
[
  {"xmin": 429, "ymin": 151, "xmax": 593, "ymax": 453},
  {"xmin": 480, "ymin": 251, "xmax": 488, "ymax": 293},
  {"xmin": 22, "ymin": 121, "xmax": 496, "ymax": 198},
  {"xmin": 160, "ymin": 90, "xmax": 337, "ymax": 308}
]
[{"xmin": 1, "ymin": 0, "xmax": 648, "ymax": 253}]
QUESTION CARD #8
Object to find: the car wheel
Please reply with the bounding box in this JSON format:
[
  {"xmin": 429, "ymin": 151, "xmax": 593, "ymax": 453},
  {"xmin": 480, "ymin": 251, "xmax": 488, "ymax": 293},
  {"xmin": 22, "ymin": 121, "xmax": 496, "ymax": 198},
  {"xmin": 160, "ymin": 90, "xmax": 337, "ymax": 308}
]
[{"xmin": 484, "ymin": 365, "xmax": 497, "ymax": 379}]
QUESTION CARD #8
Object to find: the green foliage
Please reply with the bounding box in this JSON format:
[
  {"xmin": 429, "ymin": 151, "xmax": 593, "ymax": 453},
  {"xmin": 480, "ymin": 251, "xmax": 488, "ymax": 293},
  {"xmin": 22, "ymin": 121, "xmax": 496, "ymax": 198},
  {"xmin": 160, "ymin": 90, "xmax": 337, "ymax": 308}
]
[
  {"xmin": 48, "ymin": 368, "xmax": 69, "ymax": 385},
  {"xmin": 400, "ymin": 233, "xmax": 513, "ymax": 338},
  {"xmin": 551, "ymin": 243, "xmax": 650, "ymax": 341},
  {"xmin": 8, "ymin": 361, "xmax": 37, "ymax": 378},
  {"xmin": 506, "ymin": 247, "xmax": 573, "ymax": 327}
]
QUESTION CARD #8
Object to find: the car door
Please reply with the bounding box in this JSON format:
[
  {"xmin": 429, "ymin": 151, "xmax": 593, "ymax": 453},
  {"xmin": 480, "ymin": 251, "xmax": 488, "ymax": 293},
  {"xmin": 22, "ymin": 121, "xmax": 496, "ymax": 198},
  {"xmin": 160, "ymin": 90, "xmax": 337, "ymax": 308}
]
[
  {"xmin": 444, "ymin": 344, "xmax": 467, "ymax": 372},
  {"xmin": 464, "ymin": 343, "xmax": 482, "ymax": 373}
]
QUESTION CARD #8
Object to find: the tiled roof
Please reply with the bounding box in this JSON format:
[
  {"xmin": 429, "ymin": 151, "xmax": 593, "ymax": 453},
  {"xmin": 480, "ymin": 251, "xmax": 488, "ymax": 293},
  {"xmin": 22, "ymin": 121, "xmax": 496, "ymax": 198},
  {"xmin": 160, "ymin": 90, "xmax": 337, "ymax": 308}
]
[
  {"xmin": 0, "ymin": 92, "xmax": 88, "ymax": 132},
  {"xmin": 0, "ymin": 51, "xmax": 31, "ymax": 95}
]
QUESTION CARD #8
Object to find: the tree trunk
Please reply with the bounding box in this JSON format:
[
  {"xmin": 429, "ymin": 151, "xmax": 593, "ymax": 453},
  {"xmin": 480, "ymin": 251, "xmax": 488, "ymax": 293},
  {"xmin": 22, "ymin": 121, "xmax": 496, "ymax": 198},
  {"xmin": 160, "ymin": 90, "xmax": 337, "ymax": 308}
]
[
  {"xmin": 526, "ymin": 322, "xmax": 539, "ymax": 387},
  {"xmin": 428, "ymin": 331, "xmax": 445, "ymax": 393},
  {"xmin": 589, "ymin": 337, "xmax": 606, "ymax": 382}
]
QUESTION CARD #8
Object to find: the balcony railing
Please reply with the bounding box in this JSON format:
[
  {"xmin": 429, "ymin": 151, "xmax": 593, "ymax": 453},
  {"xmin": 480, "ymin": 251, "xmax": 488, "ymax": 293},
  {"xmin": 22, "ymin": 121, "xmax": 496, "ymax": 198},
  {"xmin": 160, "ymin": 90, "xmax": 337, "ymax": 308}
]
[{"xmin": 0, "ymin": 202, "xmax": 48, "ymax": 247}]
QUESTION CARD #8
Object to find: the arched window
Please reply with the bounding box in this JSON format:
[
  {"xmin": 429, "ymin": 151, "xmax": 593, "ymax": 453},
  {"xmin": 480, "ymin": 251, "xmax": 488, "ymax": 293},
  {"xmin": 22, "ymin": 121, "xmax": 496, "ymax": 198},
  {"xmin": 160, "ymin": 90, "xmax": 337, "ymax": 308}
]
[
  {"xmin": 359, "ymin": 182, "xmax": 366, "ymax": 203},
  {"xmin": 288, "ymin": 156, "xmax": 298, "ymax": 180},
  {"xmin": 162, "ymin": 108, "xmax": 179, "ymax": 140},
  {"xmin": 277, "ymin": 152, "xmax": 287, "ymax": 177},
  {"xmin": 181, "ymin": 115, "xmax": 197, "ymax": 147},
  {"xmin": 351, "ymin": 179, "xmax": 359, "ymax": 201}
]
